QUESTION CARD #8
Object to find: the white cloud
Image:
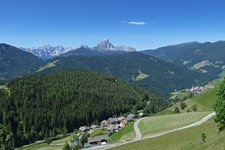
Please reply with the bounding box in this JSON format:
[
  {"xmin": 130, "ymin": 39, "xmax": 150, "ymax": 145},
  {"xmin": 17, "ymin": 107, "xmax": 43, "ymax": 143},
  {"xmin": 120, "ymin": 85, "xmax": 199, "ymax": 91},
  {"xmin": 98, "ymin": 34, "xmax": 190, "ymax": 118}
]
[{"xmin": 128, "ymin": 21, "xmax": 147, "ymax": 25}]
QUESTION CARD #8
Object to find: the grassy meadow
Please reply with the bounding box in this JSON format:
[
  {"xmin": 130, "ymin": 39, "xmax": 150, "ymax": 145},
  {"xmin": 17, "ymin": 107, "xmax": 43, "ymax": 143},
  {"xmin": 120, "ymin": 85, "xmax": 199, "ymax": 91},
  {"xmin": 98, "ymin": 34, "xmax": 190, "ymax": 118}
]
[
  {"xmin": 139, "ymin": 112, "xmax": 210, "ymax": 136},
  {"xmin": 109, "ymin": 118, "xmax": 225, "ymax": 150}
]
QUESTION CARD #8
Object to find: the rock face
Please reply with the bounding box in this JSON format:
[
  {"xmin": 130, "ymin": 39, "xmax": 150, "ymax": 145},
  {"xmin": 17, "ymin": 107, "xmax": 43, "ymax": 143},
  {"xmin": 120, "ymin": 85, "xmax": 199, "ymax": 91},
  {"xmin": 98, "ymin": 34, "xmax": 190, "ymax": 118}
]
[
  {"xmin": 21, "ymin": 39, "xmax": 136, "ymax": 60},
  {"xmin": 21, "ymin": 45, "xmax": 74, "ymax": 60},
  {"xmin": 93, "ymin": 38, "xmax": 136, "ymax": 52}
]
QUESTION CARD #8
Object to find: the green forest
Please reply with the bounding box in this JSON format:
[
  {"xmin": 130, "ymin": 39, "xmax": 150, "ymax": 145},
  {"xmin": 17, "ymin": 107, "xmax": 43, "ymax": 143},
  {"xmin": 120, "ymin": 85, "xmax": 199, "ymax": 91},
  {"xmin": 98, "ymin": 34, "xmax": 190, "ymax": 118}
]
[
  {"xmin": 0, "ymin": 70, "xmax": 166, "ymax": 147},
  {"xmin": 39, "ymin": 52, "xmax": 211, "ymax": 96}
]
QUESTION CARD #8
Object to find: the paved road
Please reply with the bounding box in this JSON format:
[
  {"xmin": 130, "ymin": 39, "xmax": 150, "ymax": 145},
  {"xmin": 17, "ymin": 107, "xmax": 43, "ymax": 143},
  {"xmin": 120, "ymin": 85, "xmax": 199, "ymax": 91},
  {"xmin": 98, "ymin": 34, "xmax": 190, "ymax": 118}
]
[
  {"xmin": 86, "ymin": 112, "xmax": 216, "ymax": 150},
  {"xmin": 134, "ymin": 118, "xmax": 144, "ymax": 140}
]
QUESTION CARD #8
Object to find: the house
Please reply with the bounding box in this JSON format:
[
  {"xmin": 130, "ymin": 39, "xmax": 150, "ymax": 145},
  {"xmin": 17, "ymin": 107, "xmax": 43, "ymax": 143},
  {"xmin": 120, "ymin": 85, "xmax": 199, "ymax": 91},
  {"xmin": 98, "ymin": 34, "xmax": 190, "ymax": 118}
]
[
  {"xmin": 107, "ymin": 124, "xmax": 120, "ymax": 132},
  {"xmin": 118, "ymin": 116, "xmax": 125, "ymax": 122},
  {"xmin": 69, "ymin": 140, "xmax": 83, "ymax": 149},
  {"xmin": 126, "ymin": 114, "xmax": 135, "ymax": 122},
  {"xmin": 107, "ymin": 117, "xmax": 119, "ymax": 124},
  {"xmin": 90, "ymin": 124, "xmax": 98, "ymax": 130},
  {"xmin": 119, "ymin": 119, "xmax": 128, "ymax": 127},
  {"xmin": 138, "ymin": 112, "xmax": 144, "ymax": 117},
  {"xmin": 88, "ymin": 135, "xmax": 109, "ymax": 145},
  {"xmin": 79, "ymin": 126, "xmax": 89, "ymax": 132},
  {"xmin": 101, "ymin": 120, "xmax": 108, "ymax": 127}
]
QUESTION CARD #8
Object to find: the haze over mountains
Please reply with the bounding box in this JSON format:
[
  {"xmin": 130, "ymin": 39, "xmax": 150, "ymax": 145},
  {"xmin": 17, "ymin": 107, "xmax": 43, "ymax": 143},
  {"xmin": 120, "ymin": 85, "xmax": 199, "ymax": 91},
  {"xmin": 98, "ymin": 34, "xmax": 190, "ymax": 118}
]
[{"xmin": 21, "ymin": 39, "xmax": 136, "ymax": 60}]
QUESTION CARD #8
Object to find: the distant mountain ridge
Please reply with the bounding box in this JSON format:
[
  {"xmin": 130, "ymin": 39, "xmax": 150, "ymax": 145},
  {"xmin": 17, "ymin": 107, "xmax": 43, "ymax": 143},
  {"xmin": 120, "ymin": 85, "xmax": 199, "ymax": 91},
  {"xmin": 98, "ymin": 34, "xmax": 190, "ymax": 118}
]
[
  {"xmin": 38, "ymin": 52, "xmax": 211, "ymax": 96},
  {"xmin": 22, "ymin": 39, "xmax": 136, "ymax": 60},
  {"xmin": 0, "ymin": 43, "xmax": 43, "ymax": 80},
  {"xmin": 20, "ymin": 45, "xmax": 74, "ymax": 60},
  {"xmin": 141, "ymin": 41, "xmax": 225, "ymax": 78}
]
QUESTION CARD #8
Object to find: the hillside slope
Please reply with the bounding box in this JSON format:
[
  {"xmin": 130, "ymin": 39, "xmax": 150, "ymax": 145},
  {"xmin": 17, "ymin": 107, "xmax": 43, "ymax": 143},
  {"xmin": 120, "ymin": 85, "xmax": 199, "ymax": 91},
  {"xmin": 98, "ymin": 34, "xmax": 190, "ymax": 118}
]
[
  {"xmin": 141, "ymin": 41, "xmax": 225, "ymax": 78},
  {"xmin": 38, "ymin": 52, "xmax": 212, "ymax": 95},
  {"xmin": 0, "ymin": 43, "xmax": 43, "ymax": 80},
  {"xmin": 0, "ymin": 70, "xmax": 164, "ymax": 147}
]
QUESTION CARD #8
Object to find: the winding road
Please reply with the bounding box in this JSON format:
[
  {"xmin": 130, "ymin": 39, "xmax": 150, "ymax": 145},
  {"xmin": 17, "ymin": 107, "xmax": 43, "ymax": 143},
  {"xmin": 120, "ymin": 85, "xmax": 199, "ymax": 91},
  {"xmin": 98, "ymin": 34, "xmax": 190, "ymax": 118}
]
[
  {"xmin": 86, "ymin": 112, "xmax": 216, "ymax": 150},
  {"xmin": 134, "ymin": 117, "xmax": 144, "ymax": 140}
]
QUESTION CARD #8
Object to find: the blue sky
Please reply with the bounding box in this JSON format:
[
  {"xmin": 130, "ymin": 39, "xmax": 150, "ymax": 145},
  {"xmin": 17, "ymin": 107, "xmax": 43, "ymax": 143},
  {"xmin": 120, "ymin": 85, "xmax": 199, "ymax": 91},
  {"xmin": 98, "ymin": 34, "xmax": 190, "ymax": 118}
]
[{"xmin": 0, "ymin": 0, "xmax": 225, "ymax": 50}]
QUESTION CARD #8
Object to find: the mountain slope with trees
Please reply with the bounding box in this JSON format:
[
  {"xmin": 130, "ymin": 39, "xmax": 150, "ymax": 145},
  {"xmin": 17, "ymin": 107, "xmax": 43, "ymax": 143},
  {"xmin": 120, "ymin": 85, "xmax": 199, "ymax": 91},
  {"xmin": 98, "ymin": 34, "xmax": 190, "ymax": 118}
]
[
  {"xmin": 38, "ymin": 52, "xmax": 212, "ymax": 96},
  {"xmin": 0, "ymin": 70, "xmax": 165, "ymax": 147},
  {"xmin": 0, "ymin": 43, "xmax": 44, "ymax": 80},
  {"xmin": 141, "ymin": 41, "xmax": 225, "ymax": 78}
]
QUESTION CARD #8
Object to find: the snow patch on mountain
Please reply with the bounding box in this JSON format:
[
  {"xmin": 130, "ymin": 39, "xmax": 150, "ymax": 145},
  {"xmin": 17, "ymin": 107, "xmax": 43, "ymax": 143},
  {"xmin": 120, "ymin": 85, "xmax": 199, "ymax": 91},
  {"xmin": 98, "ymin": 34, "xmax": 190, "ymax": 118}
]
[{"xmin": 21, "ymin": 39, "xmax": 136, "ymax": 60}]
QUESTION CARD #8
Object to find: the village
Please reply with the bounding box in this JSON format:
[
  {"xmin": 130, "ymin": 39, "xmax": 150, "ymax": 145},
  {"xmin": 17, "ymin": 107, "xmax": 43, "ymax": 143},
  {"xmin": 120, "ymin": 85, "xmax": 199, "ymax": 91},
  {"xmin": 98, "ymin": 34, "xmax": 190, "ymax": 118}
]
[
  {"xmin": 66, "ymin": 112, "xmax": 144, "ymax": 149},
  {"xmin": 189, "ymin": 84, "xmax": 214, "ymax": 95}
]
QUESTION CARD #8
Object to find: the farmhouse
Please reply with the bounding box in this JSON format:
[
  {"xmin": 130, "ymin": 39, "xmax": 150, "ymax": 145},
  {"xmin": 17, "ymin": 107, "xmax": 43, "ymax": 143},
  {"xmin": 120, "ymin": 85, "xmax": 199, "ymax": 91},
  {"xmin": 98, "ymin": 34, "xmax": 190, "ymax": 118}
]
[
  {"xmin": 126, "ymin": 113, "xmax": 135, "ymax": 122},
  {"xmin": 88, "ymin": 135, "xmax": 109, "ymax": 145},
  {"xmin": 79, "ymin": 126, "xmax": 89, "ymax": 132},
  {"xmin": 107, "ymin": 117, "xmax": 119, "ymax": 124},
  {"xmin": 120, "ymin": 119, "xmax": 128, "ymax": 127},
  {"xmin": 107, "ymin": 124, "xmax": 120, "ymax": 132}
]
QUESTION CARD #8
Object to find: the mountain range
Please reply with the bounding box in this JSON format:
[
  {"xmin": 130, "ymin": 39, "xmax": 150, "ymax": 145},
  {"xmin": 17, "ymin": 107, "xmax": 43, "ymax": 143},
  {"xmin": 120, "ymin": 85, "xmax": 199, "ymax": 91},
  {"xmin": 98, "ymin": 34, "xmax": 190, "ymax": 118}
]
[
  {"xmin": 37, "ymin": 52, "xmax": 211, "ymax": 96},
  {"xmin": 1, "ymin": 40, "xmax": 224, "ymax": 96},
  {"xmin": 21, "ymin": 39, "xmax": 136, "ymax": 60},
  {"xmin": 141, "ymin": 41, "xmax": 225, "ymax": 78}
]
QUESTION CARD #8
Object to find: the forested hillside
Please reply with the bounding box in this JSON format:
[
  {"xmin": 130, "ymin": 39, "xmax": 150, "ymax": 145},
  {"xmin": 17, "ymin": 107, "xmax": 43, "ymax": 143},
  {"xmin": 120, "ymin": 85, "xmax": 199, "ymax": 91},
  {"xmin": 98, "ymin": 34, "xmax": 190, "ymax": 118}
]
[
  {"xmin": 0, "ymin": 43, "xmax": 44, "ymax": 80},
  {"xmin": 141, "ymin": 41, "xmax": 225, "ymax": 78},
  {"xmin": 0, "ymin": 70, "xmax": 165, "ymax": 147},
  {"xmin": 38, "ymin": 52, "xmax": 211, "ymax": 95}
]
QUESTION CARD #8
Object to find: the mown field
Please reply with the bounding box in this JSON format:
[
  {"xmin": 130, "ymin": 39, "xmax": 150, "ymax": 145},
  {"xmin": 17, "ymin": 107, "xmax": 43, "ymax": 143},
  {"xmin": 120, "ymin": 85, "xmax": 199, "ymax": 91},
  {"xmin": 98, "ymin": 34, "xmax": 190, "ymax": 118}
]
[
  {"xmin": 110, "ymin": 78, "xmax": 225, "ymax": 150},
  {"xmin": 109, "ymin": 121, "xmax": 135, "ymax": 142},
  {"xmin": 139, "ymin": 112, "xmax": 211, "ymax": 136},
  {"xmin": 17, "ymin": 135, "xmax": 73, "ymax": 150},
  {"xmin": 110, "ymin": 118, "xmax": 225, "ymax": 150},
  {"xmin": 159, "ymin": 78, "xmax": 223, "ymax": 115}
]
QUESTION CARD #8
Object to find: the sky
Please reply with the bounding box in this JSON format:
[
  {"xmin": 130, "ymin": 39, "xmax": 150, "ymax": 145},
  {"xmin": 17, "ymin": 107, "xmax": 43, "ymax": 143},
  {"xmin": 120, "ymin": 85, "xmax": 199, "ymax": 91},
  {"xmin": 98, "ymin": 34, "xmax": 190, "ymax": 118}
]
[{"xmin": 0, "ymin": 0, "xmax": 225, "ymax": 50}]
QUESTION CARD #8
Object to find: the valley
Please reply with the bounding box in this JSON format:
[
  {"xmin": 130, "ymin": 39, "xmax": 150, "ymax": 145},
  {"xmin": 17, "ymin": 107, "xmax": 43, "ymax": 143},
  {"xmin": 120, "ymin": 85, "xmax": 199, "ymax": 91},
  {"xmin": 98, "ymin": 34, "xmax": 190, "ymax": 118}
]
[
  {"xmin": 1, "ymin": 1, "xmax": 225, "ymax": 150},
  {"xmin": 1, "ymin": 40, "xmax": 225, "ymax": 150}
]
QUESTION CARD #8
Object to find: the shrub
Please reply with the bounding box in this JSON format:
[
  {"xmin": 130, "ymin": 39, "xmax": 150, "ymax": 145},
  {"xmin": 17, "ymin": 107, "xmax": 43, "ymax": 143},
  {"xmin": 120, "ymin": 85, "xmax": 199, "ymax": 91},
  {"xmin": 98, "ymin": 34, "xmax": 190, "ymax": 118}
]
[
  {"xmin": 174, "ymin": 106, "xmax": 180, "ymax": 113},
  {"xmin": 191, "ymin": 104, "xmax": 198, "ymax": 111},
  {"xmin": 180, "ymin": 102, "xmax": 187, "ymax": 110}
]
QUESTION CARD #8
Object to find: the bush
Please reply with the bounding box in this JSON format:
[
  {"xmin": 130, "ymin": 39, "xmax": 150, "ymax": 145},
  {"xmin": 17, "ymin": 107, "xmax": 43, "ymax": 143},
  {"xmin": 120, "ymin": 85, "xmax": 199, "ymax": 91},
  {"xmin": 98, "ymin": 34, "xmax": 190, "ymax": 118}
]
[
  {"xmin": 191, "ymin": 104, "xmax": 198, "ymax": 111},
  {"xmin": 80, "ymin": 132, "xmax": 90, "ymax": 145},
  {"xmin": 180, "ymin": 102, "xmax": 187, "ymax": 110},
  {"xmin": 187, "ymin": 108, "xmax": 190, "ymax": 113},
  {"xmin": 62, "ymin": 142, "xmax": 70, "ymax": 150},
  {"xmin": 201, "ymin": 133, "xmax": 206, "ymax": 142},
  {"xmin": 174, "ymin": 106, "xmax": 180, "ymax": 113}
]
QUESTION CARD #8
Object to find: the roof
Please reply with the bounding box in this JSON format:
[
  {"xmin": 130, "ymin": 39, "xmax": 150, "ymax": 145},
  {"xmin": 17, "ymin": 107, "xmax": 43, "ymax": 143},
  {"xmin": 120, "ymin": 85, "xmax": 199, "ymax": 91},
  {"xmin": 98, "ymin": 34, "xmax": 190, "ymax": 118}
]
[
  {"xmin": 88, "ymin": 135, "xmax": 109, "ymax": 143},
  {"xmin": 107, "ymin": 124, "xmax": 120, "ymax": 131},
  {"xmin": 127, "ymin": 114, "xmax": 135, "ymax": 118},
  {"xmin": 108, "ymin": 118, "xmax": 119, "ymax": 124},
  {"xmin": 118, "ymin": 116, "xmax": 125, "ymax": 121}
]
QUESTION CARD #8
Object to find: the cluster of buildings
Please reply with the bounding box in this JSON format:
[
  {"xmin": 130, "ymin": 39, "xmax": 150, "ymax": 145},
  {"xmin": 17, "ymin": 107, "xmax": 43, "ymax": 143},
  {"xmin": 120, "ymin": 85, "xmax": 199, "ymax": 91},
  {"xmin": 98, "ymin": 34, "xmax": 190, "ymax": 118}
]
[
  {"xmin": 101, "ymin": 114, "xmax": 136, "ymax": 132},
  {"xmin": 69, "ymin": 113, "xmax": 138, "ymax": 148},
  {"xmin": 189, "ymin": 86, "xmax": 208, "ymax": 94}
]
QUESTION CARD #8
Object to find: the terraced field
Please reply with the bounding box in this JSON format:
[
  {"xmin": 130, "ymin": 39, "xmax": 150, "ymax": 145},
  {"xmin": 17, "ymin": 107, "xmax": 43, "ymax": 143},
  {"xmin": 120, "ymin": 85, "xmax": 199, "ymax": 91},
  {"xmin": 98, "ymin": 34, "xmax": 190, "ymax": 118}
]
[{"xmin": 139, "ymin": 112, "xmax": 211, "ymax": 136}]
